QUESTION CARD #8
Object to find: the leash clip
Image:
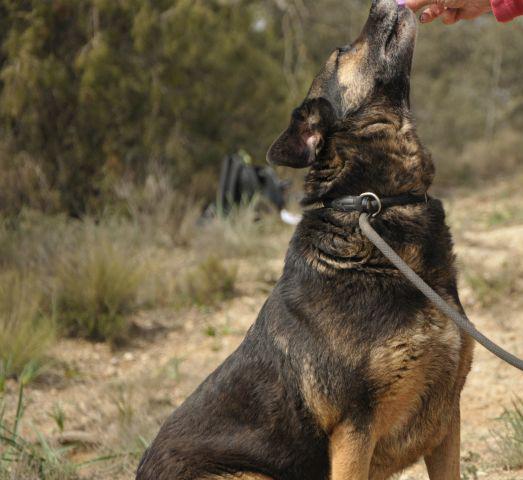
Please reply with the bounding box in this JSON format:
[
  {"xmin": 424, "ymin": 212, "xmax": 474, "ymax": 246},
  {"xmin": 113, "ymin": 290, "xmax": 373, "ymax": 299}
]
[{"xmin": 359, "ymin": 192, "xmax": 382, "ymax": 217}]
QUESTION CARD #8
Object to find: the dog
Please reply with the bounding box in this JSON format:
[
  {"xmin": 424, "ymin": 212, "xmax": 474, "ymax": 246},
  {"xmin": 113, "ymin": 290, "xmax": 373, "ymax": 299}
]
[{"xmin": 136, "ymin": 0, "xmax": 473, "ymax": 478}]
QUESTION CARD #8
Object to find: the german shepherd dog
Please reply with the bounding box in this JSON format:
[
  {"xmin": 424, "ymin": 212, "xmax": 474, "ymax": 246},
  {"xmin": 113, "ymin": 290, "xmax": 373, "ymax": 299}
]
[{"xmin": 136, "ymin": 0, "xmax": 473, "ymax": 478}]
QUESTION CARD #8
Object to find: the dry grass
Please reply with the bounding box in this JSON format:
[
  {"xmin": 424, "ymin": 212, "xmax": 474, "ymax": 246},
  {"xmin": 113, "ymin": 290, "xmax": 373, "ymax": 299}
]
[
  {"xmin": 464, "ymin": 260, "xmax": 523, "ymax": 310},
  {"xmin": 53, "ymin": 225, "xmax": 143, "ymax": 343},
  {"xmin": 0, "ymin": 272, "xmax": 55, "ymax": 379},
  {"xmin": 437, "ymin": 128, "xmax": 523, "ymax": 187},
  {"xmin": 492, "ymin": 398, "xmax": 523, "ymax": 470},
  {"xmin": 0, "ymin": 181, "xmax": 277, "ymax": 368},
  {"xmin": 177, "ymin": 255, "xmax": 238, "ymax": 307},
  {"xmin": 113, "ymin": 169, "xmax": 202, "ymax": 247},
  {"xmin": 196, "ymin": 199, "xmax": 283, "ymax": 259}
]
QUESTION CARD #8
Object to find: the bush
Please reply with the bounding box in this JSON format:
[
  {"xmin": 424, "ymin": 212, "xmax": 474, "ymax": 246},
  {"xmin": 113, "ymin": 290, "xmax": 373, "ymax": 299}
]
[
  {"xmin": 112, "ymin": 168, "xmax": 202, "ymax": 247},
  {"xmin": 0, "ymin": 1, "xmax": 290, "ymax": 215},
  {"xmin": 0, "ymin": 145, "xmax": 60, "ymax": 216},
  {"xmin": 0, "ymin": 272, "xmax": 55, "ymax": 379},
  {"xmin": 492, "ymin": 397, "xmax": 523, "ymax": 470},
  {"xmin": 179, "ymin": 255, "xmax": 237, "ymax": 307},
  {"xmin": 54, "ymin": 226, "xmax": 142, "ymax": 343},
  {"xmin": 196, "ymin": 199, "xmax": 282, "ymax": 259}
]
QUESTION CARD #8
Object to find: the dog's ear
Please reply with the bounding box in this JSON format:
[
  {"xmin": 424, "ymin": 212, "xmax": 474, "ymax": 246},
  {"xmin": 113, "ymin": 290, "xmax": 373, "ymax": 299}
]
[{"xmin": 266, "ymin": 98, "xmax": 336, "ymax": 168}]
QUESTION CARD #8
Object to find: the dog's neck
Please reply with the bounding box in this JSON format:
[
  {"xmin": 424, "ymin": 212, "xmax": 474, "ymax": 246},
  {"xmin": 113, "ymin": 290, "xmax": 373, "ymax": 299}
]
[
  {"xmin": 288, "ymin": 110, "xmax": 436, "ymax": 277},
  {"xmin": 301, "ymin": 109, "xmax": 435, "ymax": 206}
]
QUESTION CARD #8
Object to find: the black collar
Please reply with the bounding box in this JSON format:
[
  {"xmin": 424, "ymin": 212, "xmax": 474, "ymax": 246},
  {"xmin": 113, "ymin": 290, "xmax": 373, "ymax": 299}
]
[{"xmin": 322, "ymin": 192, "xmax": 428, "ymax": 216}]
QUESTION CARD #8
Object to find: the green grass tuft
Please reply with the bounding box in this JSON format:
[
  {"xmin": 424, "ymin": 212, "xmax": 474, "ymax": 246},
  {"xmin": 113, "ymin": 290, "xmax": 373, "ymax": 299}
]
[{"xmin": 0, "ymin": 368, "xmax": 77, "ymax": 480}]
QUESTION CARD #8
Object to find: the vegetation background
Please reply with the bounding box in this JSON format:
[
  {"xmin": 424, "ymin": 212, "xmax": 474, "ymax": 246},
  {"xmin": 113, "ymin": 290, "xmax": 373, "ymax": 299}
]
[
  {"xmin": 0, "ymin": 1, "xmax": 522, "ymax": 479},
  {"xmin": 0, "ymin": 0, "xmax": 522, "ymax": 216}
]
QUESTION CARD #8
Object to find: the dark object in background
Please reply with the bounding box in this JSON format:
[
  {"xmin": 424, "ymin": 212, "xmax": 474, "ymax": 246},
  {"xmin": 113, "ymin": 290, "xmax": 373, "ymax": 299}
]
[{"xmin": 217, "ymin": 154, "xmax": 289, "ymax": 215}]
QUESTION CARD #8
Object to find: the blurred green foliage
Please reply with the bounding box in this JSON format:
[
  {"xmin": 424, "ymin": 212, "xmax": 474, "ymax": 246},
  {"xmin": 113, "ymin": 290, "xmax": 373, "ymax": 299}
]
[
  {"xmin": 0, "ymin": 0, "xmax": 522, "ymax": 215},
  {"xmin": 0, "ymin": 0, "xmax": 292, "ymax": 215}
]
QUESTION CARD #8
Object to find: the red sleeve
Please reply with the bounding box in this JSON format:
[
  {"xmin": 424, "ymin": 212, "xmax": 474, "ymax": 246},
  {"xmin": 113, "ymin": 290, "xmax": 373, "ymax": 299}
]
[{"xmin": 491, "ymin": 0, "xmax": 523, "ymax": 22}]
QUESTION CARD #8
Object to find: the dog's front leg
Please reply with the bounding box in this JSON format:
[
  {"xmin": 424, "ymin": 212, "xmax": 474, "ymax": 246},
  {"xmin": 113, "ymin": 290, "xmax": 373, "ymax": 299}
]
[
  {"xmin": 424, "ymin": 409, "xmax": 461, "ymax": 480},
  {"xmin": 330, "ymin": 422, "xmax": 374, "ymax": 480}
]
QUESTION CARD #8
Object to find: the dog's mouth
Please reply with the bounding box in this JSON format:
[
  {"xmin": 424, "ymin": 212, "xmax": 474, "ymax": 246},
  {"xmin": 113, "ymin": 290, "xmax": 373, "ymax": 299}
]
[
  {"xmin": 383, "ymin": 5, "xmax": 416, "ymax": 55},
  {"xmin": 362, "ymin": 0, "xmax": 416, "ymax": 60},
  {"xmin": 384, "ymin": 13, "xmax": 401, "ymax": 53}
]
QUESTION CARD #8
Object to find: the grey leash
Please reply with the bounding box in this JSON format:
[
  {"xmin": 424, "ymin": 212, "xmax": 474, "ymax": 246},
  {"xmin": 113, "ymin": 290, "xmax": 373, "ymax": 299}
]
[{"xmin": 359, "ymin": 212, "xmax": 523, "ymax": 372}]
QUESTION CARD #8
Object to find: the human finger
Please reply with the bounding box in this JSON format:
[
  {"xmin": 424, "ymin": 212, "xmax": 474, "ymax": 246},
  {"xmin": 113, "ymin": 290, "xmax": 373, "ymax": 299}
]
[
  {"xmin": 419, "ymin": 5, "xmax": 445, "ymax": 22},
  {"xmin": 441, "ymin": 7, "xmax": 460, "ymax": 23}
]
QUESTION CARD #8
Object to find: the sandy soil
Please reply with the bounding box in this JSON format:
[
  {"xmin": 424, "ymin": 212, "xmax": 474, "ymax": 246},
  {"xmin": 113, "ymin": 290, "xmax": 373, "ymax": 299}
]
[{"xmin": 3, "ymin": 178, "xmax": 523, "ymax": 479}]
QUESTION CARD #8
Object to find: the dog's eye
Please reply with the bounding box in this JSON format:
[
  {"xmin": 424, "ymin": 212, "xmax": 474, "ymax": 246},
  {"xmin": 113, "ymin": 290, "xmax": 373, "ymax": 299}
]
[{"xmin": 337, "ymin": 45, "xmax": 352, "ymax": 55}]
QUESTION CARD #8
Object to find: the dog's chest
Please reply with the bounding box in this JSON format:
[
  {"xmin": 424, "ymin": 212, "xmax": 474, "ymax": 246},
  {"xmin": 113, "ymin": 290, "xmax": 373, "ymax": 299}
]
[{"xmin": 298, "ymin": 305, "xmax": 463, "ymax": 436}]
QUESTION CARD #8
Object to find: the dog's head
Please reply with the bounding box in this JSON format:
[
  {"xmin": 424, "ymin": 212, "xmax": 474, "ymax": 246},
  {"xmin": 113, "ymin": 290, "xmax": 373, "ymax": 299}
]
[
  {"xmin": 268, "ymin": 0, "xmax": 416, "ymax": 168},
  {"xmin": 267, "ymin": 0, "xmax": 432, "ymax": 198}
]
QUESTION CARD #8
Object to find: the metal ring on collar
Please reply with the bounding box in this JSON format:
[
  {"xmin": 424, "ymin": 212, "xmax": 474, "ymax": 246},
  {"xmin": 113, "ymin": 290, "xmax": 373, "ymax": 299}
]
[{"xmin": 359, "ymin": 192, "xmax": 382, "ymax": 217}]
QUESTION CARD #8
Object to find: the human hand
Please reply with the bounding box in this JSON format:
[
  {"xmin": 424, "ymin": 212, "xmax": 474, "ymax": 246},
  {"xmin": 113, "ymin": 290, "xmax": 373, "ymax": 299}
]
[{"xmin": 405, "ymin": 0, "xmax": 492, "ymax": 24}]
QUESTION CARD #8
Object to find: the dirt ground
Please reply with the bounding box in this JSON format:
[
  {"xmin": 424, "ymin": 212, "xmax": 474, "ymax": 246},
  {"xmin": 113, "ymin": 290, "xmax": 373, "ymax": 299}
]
[{"xmin": 3, "ymin": 177, "xmax": 523, "ymax": 479}]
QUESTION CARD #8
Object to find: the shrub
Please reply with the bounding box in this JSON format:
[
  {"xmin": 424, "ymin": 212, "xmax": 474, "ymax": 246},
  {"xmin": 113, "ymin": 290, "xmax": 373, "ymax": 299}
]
[
  {"xmin": 0, "ymin": 145, "xmax": 60, "ymax": 216},
  {"xmin": 113, "ymin": 168, "xmax": 202, "ymax": 247},
  {"xmin": 196, "ymin": 198, "xmax": 282, "ymax": 259},
  {"xmin": 492, "ymin": 397, "xmax": 523, "ymax": 470},
  {"xmin": 179, "ymin": 255, "xmax": 237, "ymax": 307},
  {"xmin": 0, "ymin": 1, "xmax": 290, "ymax": 215},
  {"xmin": 54, "ymin": 226, "xmax": 142, "ymax": 343},
  {"xmin": 0, "ymin": 272, "xmax": 55, "ymax": 379}
]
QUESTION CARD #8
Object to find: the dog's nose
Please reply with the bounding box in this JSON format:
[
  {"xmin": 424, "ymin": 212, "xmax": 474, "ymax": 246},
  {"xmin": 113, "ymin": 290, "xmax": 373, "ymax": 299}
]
[{"xmin": 370, "ymin": 0, "xmax": 400, "ymax": 17}]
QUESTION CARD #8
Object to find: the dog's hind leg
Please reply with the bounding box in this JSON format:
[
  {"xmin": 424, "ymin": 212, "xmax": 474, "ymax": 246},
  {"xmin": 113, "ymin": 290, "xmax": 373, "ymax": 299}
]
[
  {"xmin": 424, "ymin": 409, "xmax": 461, "ymax": 480},
  {"xmin": 329, "ymin": 422, "xmax": 374, "ymax": 480}
]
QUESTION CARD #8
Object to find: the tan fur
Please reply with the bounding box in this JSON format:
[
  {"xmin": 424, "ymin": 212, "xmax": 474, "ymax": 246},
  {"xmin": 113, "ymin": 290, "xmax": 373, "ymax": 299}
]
[
  {"xmin": 330, "ymin": 422, "xmax": 373, "ymax": 480},
  {"xmin": 322, "ymin": 296, "xmax": 472, "ymax": 479},
  {"xmin": 336, "ymin": 42, "xmax": 373, "ymax": 111},
  {"xmin": 424, "ymin": 410, "xmax": 461, "ymax": 480},
  {"xmin": 202, "ymin": 475, "xmax": 274, "ymax": 480},
  {"xmin": 301, "ymin": 356, "xmax": 342, "ymax": 431},
  {"xmin": 397, "ymin": 243, "xmax": 423, "ymax": 273},
  {"xmin": 368, "ymin": 336, "xmax": 427, "ymax": 439},
  {"xmin": 369, "ymin": 305, "xmax": 468, "ymax": 473}
]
